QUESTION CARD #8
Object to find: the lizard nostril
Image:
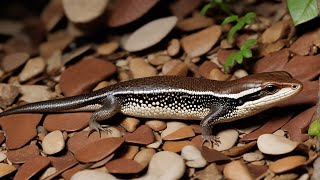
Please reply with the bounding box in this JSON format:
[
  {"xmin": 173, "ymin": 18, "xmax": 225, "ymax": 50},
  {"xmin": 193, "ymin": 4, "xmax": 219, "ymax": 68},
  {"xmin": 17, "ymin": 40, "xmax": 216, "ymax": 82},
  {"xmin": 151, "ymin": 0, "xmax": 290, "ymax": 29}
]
[{"xmin": 291, "ymin": 84, "xmax": 299, "ymax": 90}]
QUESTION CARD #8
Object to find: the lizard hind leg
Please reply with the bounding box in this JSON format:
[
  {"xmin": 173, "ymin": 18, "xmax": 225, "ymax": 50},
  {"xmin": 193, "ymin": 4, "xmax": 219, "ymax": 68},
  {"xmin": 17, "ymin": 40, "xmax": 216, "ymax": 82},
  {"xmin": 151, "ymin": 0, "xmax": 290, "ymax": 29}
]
[{"xmin": 88, "ymin": 96, "xmax": 120, "ymax": 135}]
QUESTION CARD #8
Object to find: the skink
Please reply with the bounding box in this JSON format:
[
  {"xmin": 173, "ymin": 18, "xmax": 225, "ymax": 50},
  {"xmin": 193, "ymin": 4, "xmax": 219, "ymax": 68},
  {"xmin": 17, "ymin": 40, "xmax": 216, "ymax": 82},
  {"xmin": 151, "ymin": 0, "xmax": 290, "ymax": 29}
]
[{"xmin": 0, "ymin": 71, "xmax": 302, "ymax": 145}]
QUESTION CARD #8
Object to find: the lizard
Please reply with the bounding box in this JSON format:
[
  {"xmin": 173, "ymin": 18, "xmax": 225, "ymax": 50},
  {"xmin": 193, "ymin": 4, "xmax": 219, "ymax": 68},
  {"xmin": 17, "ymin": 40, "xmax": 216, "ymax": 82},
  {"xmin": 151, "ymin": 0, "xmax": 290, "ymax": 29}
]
[{"xmin": 0, "ymin": 71, "xmax": 302, "ymax": 146}]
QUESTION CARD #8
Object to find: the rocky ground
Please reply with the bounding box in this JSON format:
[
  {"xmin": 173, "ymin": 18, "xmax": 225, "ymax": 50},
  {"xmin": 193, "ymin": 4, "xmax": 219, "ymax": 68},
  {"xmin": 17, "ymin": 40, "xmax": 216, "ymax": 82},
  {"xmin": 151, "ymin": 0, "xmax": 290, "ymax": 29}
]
[{"xmin": 0, "ymin": 0, "xmax": 319, "ymax": 179}]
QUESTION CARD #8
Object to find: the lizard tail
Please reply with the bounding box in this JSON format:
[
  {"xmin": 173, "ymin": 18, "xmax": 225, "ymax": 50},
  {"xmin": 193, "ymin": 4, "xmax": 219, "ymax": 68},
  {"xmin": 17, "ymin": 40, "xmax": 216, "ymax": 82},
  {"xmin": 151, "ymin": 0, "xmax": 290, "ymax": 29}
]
[{"xmin": 0, "ymin": 91, "xmax": 106, "ymax": 117}]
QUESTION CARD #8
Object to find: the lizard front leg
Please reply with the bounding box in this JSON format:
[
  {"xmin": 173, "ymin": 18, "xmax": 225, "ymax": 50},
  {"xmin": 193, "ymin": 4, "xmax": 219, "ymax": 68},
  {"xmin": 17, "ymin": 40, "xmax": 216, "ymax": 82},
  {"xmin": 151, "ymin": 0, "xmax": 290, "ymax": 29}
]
[
  {"xmin": 200, "ymin": 103, "xmax": 227, "ymax": 148},
  {"xmin": 89, "ymin": 95, "xmax": 121, "ymax": 134}
]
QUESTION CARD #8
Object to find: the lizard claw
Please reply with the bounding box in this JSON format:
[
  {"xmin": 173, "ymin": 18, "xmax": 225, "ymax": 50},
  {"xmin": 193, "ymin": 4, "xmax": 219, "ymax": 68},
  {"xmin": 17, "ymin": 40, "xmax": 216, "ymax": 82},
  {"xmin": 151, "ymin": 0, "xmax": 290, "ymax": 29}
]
[
  {"xmin": 201, "ymin": 135, "xmax": 221, "ymax": 148},
  {"xmin": 88, "ymin": 120, "xmax": 111, "ymax": 137}
]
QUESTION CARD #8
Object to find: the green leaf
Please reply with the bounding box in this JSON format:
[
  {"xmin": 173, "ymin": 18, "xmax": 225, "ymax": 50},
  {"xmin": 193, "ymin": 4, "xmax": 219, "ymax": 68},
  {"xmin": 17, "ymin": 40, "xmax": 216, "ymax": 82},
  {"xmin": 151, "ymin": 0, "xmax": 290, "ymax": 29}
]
[
  {"xmin": 242, "ymin": 12, "xmax": 256, "ymax": 24},
  {"xmin": 200, "ymin": 3, "xmax": 216, "ymax": 16},
  {"xmin": 308, "ymin": 120, "xmax": 320, "ymax": 137},
  {"xmin": 227, "ymin": 21, "xmax": 243, "ymax": 42},
  {"xmin": 221, "ymin": 15, "xmax": 238, "ymax": 25},
  {"xmin": 223, "ymin": 52, "xmax": 238, "ymax": 72},
  {"xmin": 241, "ymin": 48, "xmax": 252, "ymax": 58},
  {"xmin": 287, "ymin": 0, "xmax": 318, "ymax": 26},
  {"xmin": 240, "ymin": 39, "xmax": 257, "ymax": 51},
  {"xmin": 235, "ymin": 53, "xmax": 243, "ymax": 64}
]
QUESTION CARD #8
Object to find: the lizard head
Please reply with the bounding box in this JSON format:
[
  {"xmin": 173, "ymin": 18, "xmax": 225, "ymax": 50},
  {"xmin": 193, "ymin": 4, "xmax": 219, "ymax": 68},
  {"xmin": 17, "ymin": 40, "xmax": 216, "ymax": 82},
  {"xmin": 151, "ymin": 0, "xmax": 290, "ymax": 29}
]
[{"xmin": 218, "ymin": 71, "xmax": 302, "ymax": 122}]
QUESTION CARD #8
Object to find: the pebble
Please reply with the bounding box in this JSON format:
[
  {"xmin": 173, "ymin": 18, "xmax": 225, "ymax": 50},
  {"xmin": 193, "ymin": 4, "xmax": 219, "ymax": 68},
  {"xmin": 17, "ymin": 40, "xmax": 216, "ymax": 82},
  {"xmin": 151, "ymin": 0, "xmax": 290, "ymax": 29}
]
[
  {"xmin": 181, "ymin": 145, "xmax": 207, "ymax": 168},
  {"xmin": 46, "ymin": 50, "xmax": 62, "ymax": 76},
  {"xmin": 208, "ymin": 68, "xmax": 231, "ymax": 81},
  {"xmin": 49, "ymin": 151, "xmax": 77, "ymax": 171},
  {"xmin": 161, "ymin": 122, "xmax": 187, "ymax": 138},
  {"xmin": 97, "ymin": 41, "xmax": 119, "ymax": 55},
  {"xmin": 181, "ymin": 25, "xmax": 221, "ymax": 58},
  {"xmin": 0, "ymin": 52, "xmax": 29, "ymax": 72},
  {"xmin": 241, "ymin": 112, "xmax": 292, "ymax": 141},
  {"xmin": 146, "ymin": 132, "xmax": 162, "ymax": 149},
  {"xmin": 257, "ymin": 134, "xmax": 299, "ymax": 155},
  {"xmin": 124, "ymin": 125, "xmax": 155, "ymax": 145},
  {"xmin": 106, "ymin": 0, "xmax": 159, "ymax": 27},
  {"xmin": 253, "ymin": 48, "xmax": 289, "ymax": 73},
  {"xmin": 213, "ymin": 129, "xmax": 239, "ymax": 151},
  {"xmin": 262, "ymin": 40, "xmax": 286, "ymax": 56},
  {"xmin": 129, "ymin": 58, "xmax": 157, "ymax": 78},
  {"xmin": 167, "ymin": 39, "xmax": 180, "ymax": 56},
  {"xmin": 93, "ymin": 81, "xmax": 110, "ymax": 91},
  {"xmin": 0, "ymin": 163, "xmax": 16, "ymax": 178},
  {"xmin": 136, "ymin": 151, "xmax": 185, "ymax": 180},
  {"xmin": 217, "ymin": 49, "xmax": 238, "ymax": 65},
  {"xmin": 162, "ymin": 60, "xmax": 188, "ymax": 76},
  {"xmin": 134, "ymin": 149, "xmax": 156, "ymax": 169},
  {"xmin": 67, "ymin": 130, "xmax": 121, "ymax": 153},
  {"xmin": 14, "ymin": 156, "xmax": 50, "ymax": 180},
  {"xmin": 223, "ymin": 141, "xmax": 257, "ymax": 157},
  {"xmin": 42, "ymin": 130, "xmax": 65, "ymax": 155},
  {"xmin": 0, "ymin": 83, "xmax": 19, "ymax": 108},
  {"xmin": 162, "ymin": 140, "xmax": 193, "ymax": 153},
  {"xmin": 0, "ymin": 114, "xmax": 42, "ymax": 149},
  {"xmin": 61, "ymin": 164, "xmax": 87, "ymax": 180},
  {"xmin": 311, "ymin": 157, "xmax": 320, "ymax": 180},
  {"xmin": 0, "ymin": 152, "xmax": 6, "ymax": 162},
  {"xmin": 261, "ymin": 21, "xmax": 288, "ymax": 44},
  {"xmin": 39, "ymin": 167, "xmax": 57, "ymax": 180},
  {"xmin": 282, "ymin": 106, "xmax": 316, "ymax": 142},
  {"xmin": 18, "ymin": 57, "xmax": 45, "ymax": 82},
  {"xmin": 6, "ymin": 144, "xmax": 39, "ymax": 163},
  {"xmin": 43, "ymin": 112, "xmax": 91, "ymax": 132},
  {"xmin": 149, "ymin": 55, "xmax": 171, "ymax": 66},
  {"xmin": 59, "ymin": 58, "xmax": 116, "ymax": 96},
  {"xmin": 233, "ymin": 69, "xmax": 248, "ymax": 78},
  {"xmin": 269, "ymin": 156, "xmax": 306, "ymax": 174},
  {"xmin": 198, "ymin": 61, "xmax": 219, "ymax": 78},
  {"xmin": 193, "ymin": 163, "xmax": 223, "ymax": 180},
  {"xmin": 123, "ymin": 16, "xmax": 177, "ymax": 52},
  {"xmin": 170, "ymin": 0, "xmax": 202, "ymax": 19},
  {"xmin": 122, "ymin": 145, "xmax": 139, "ymax": 159},
  {"xmin": 145, "ymin": 120, "xmax": 166, "ymax": 131},
  {"xmin": 190, "ymin": 124, "xmax": 202, "ymax": 134},
  {"xmin": 162, "ymin": 126, "xmax": 195, "ymax": 140},
  {"xmin": 283, "ymin": 55, "xmax": 320, "ymax": 81},
  {"xmin": 223, "ymin": 160, "xmax": 253, "ymax": 180},
  {"xmin": 177, "ymin": 12, "xmax": 214, "ymax": 31},
  {"xmin": 39, "ymin": 32, "xmax": 73, "ymax": 58},
  {"xmin": 120, "ymin": 117, "xmax": 140, "ymax": 132},
  {"xmin": 201, "ymin": 146, "xmax": 231, "ymax": 163},
  {"xmin": 61, "ymin": 44, "xmax": 92, "ymax": 65},
  {"xmin": 19, "ymin": 85, "xmax": 57, "ymax": 103},
  {"xmin": 106, "ymin": 158, "xmax": 144, "ymax": 174},
  {"xmin": 290, "ymin": 27, "xmax": 320, "ymax": 55},
  {"xmin": 71, "ymin": 170, "xmax": 117, "ymax": 180},
  {"xmin": 243, "ymin": 151, "xmax": 264, "ymax": 162},
  {"xmin": 247, "ymin": 164, "xmax": 268, "ymax": 179},
  {"xmin": 74, "ymin": 137, "xmax": 124, "ymax": 163}
]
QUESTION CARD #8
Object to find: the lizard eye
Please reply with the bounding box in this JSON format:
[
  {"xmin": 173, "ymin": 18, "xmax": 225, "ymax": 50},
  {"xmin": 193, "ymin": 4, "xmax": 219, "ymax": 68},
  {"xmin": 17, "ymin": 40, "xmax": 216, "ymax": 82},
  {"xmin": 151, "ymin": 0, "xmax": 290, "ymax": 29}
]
[{"xmin": 265, "ymin": 84, "xmax": 278, "ymax": 93}]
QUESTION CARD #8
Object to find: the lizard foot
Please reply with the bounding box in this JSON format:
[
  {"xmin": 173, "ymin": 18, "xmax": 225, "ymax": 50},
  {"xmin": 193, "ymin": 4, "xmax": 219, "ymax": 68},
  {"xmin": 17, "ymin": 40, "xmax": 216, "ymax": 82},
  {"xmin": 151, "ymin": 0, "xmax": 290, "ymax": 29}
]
[
  {"xmin": 88, "ymin": 120, "xmax": 112, "ymax": 137},
  {"xmin": 201, "ymin": 135, "xmax": 221, "ymax": 148}
]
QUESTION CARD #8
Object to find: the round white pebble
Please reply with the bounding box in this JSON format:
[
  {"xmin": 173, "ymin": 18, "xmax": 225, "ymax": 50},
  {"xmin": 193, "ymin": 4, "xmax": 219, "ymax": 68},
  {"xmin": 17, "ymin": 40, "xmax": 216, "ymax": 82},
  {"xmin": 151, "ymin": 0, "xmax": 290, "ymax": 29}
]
[
  {"xmin": 136, "ymin": 151, "xmax": 185, "ymax": 180},
  {"xmin": 257, "ymin": 134, "xmax": 299, "ymax": 155},
  {"xmin": 71, "ymin": 170, "xmax": 117, "ymax": 180},
  {"xmin": 213, "ymin": 129, "xmax": 239, "ymax": 151},
  {"xmin": 123, "ymin": 16, "xmax": 178, "ymax": 52},
  {"xmin": 42, "ymin": 130, "xmax": 65, "ymax": 155},
  {"xmin": 181, "ymin": 145, "xmax": 207, "ymax": 168}
]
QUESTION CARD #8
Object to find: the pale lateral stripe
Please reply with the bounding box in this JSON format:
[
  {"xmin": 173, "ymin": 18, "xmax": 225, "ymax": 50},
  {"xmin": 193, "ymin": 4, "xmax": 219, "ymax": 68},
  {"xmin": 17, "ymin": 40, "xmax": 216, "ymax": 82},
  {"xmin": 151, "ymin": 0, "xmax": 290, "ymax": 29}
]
[{"xmin": 114, "ymin": 87, "xmax": 262, "ymax": 99}]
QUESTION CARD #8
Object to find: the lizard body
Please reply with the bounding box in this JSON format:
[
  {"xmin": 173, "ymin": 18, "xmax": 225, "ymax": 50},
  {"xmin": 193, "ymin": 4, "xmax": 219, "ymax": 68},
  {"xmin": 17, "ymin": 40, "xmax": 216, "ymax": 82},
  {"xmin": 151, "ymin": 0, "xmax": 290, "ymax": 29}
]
[{"xmin": 0, "ymin": 71, "xmax": 302, "ymax": 144}]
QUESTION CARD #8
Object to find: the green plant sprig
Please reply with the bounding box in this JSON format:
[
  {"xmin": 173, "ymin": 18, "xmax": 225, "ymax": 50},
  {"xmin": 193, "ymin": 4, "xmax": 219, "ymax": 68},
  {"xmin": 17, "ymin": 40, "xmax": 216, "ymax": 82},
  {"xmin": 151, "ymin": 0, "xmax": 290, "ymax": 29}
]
[
  {"xmin": 200, "ymin": 0, "xmax": 232, "ymax": 16},
  {"xmin": 223, "ymin": 39, "xmax": 256, "ymax": 73},
  {"xmin": 222, "ymin": 12, "xmax": 256, "ymax": 43}
]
